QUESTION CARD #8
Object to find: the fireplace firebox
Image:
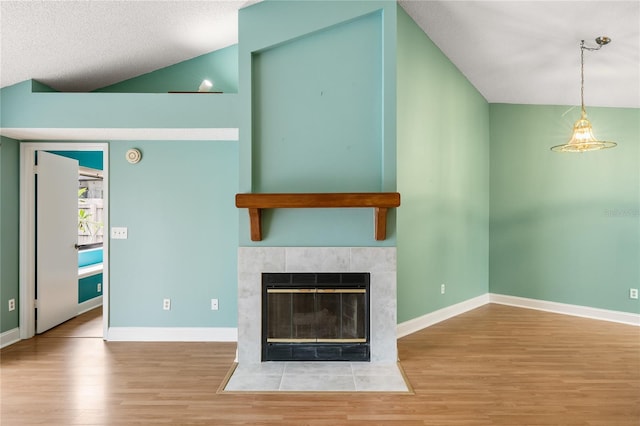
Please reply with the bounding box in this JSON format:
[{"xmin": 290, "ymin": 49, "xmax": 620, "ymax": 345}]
[{"xmin": 262, "ymin": 272, "xmax": 370, "ymax": 361}]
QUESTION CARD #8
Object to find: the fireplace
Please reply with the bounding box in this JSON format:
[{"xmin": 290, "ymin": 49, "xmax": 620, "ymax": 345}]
[
  {"xmin": 262, "ymin": 272, "xmax": 370, "ymax": 361},
  {"xmin": 237, "ymin": 247, "xmax": 397, "ymax": 365}
]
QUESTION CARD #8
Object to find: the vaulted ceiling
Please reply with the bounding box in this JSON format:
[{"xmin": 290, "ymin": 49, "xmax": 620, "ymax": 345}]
[{"xmin": 1, "ymin": 1, "xmax": 638, "ymax": 108}]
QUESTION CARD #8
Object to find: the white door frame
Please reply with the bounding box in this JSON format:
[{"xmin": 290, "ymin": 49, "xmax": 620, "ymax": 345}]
[{"xmin": 20, "ymin": 142, "xmax": 109, "ymax": 339}]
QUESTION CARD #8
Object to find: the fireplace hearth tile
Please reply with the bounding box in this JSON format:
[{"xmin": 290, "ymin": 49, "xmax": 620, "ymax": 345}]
[
  {"xmin": 221, "ymin": 362, "xmax": 412, "ymax": 393},
  {"xmin": 225, "ymin": 372, "xmax": 283, "ymax": 391},
  {"xmin": 351, "ymin": 362, "xmax": 401, "ymax": 376},
  {"xmin": 223, "ymin": 362, "xmax": 284, "ymax": 391},
  {"xmin": 232, "ymin": 361, "xmax": 286, "ymax": 375},
  {"xmin": 280, "ymin": 374, "xmax": 356, "ymax": 392},
  {"xmin": 284, "ymin": 361, "xmax": 353, "ymax": 376},
  {"xmin": 354, "ymin": 374, "xmax": 409, "ymax": 392}
]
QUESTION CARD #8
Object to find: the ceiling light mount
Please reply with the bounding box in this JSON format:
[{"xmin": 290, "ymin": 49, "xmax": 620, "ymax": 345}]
[{"xmin": 551, "ymin": 36, "xmax": 617, "ymax": 153}]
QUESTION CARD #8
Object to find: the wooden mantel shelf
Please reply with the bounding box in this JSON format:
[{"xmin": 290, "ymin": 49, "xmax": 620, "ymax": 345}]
[{"xmin": 235, "ymin": 192, "xmax": 401, "ymax": 241}]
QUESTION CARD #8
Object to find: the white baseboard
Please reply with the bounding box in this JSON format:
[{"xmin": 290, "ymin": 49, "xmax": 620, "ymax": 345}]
[
  {"xmin": 396, "ymin": 293, "xmax": 639, "ymax": 339},
  {"xmin": 106, "ymin": 327, "xmax": 238, "ymax": 342},
  {"xmin": 396, "ymin": 294, "xmax": 490, "ymax": 338},
  {"xmin": 78, "ymin": 296, "xmax": 103, "ymax": 315},
  {"xmin": 1, "ymin": 328, "xmax": 21, "ymax": 349},
  {"xmin": 490, "ymin": 293, "xmax": 640, "ymax": 326}
]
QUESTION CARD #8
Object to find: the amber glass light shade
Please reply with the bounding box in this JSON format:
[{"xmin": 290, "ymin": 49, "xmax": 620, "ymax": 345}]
[{"xmin": 551, "ymin": 110, "xmax": 617, "ymax": 153}]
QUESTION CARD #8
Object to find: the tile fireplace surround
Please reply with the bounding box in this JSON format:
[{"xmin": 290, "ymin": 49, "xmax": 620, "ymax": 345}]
[
  {"xmin": 229, "ymin": 247, "xmax": 407, "ymax": 392},
  {"xmin": 237, "ymin": 247, "xmax": 398, "ymax": 365}
]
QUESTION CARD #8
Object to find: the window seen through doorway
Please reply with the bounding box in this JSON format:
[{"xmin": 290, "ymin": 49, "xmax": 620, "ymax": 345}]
[{"xmin": 78, "ymin": 167, "xmax": 104, "ymax": 248}]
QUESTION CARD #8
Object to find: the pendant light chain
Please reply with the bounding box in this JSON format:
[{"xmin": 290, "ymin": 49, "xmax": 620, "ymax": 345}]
[
  {"xmin": 580, "ymin": 40, "xmax": 586, "ymax": 114},
  {"xmin": 579, "ymin": 37, "xmax": 608, "ymax": 115}
]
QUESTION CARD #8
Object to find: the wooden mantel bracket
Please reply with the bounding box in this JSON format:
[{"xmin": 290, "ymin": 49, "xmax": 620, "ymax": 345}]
[{"xmin": 235, "ymin": 192, "xmax": 401, "ymax": 242}]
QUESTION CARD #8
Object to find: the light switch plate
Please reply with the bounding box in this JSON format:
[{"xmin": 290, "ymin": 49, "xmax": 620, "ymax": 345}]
[{"xmin": 111, "ymin": 227, "xmax": 128, "ymax": 239}]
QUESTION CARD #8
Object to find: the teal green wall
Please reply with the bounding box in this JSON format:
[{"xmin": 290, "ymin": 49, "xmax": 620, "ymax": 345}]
[
  {"xmin": 48, "ymin": 150, "xmax": 103, "ymax": 170},
  {"xmin": 31, "ymin": 80, "xmax": 58, "ymax": 92},
  {"xmin": 490, "ymin": 104, "xmax": 640, "ymax": 314},
  {"xmin": 79, "ymin": 273, "xmax": 103, "ymax": 303},
  {"xmin": 395, "ymin": 7, "xmax": 490, "ymax": 322},
  {"xmin": 0, "ymin": 80, "xmax": 239, "ymax": 129},
  {"xmin": 0, "ymin": 137, "xmax": 20, "ymax": 333},
  {"xmin": 238, "ymin": 0, "xmax": 397, "ymax": 246},
  {"xmin": 252, "ymin": 13, "xmax": 382, "ymax": 193},
  {"xmin": 97, "ymin": 45, "xmax": 238, "ymax": 93},
  {"xmin": 109, "ymin": 141, "xmax": 238, "ymax": 327}
]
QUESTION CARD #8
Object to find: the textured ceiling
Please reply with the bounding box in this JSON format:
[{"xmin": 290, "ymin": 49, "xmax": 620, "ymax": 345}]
[
  {"xmin": 399, "ymin": 0, "xmax": 640, "ymax": 108},
  {"xmin": 0, "ymin": 0, "xmax": 260, "ymax": 92},
  {"xmin": 1, "ymin": 0, "xmax": 638, "ymax": 108}
]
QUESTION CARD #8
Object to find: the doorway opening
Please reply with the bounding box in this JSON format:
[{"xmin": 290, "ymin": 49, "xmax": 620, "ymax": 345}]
[{"xmin": 20, "ymin": 142, "xmax": 109, "ymax": 340}]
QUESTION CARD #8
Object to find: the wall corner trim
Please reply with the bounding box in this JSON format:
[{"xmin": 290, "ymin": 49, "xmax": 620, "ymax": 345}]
[
  {"xmin": 490, "ymin": 294, "xmax": 640, "ymax": 327},
  {"xmin": 396, "ymin": 294, "xmax": 490, "ymax": 339},
  {"xmin": 106, "ymin": 327, "xmax": 238, "ymax": 342},
  {"xmin": 0, "ymin": 328, "xmax": 21, "ymax": 349},
  {"xmin": 396, "ymin": 293, "xmax": 640, "ymax": 340}
]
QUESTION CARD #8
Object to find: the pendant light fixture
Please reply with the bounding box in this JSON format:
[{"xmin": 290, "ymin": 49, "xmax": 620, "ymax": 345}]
[{"xmin": 551, "ymin": 37, "xmax": 617, "ymax": 153}]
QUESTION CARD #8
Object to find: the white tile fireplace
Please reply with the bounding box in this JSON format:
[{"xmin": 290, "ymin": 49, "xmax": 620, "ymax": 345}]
[{"xmin": 237, "ymin": 247, "xmax": 398, "ymax": 365}]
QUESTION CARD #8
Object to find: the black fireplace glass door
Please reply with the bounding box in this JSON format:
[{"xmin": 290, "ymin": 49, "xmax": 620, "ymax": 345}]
[
  {"xmin": 266, "ymin": 292, "xmax": 292, "ymax": 340},
  {"xmin": 267, "ymin": 290, "xmax": 366, "ymax": 342},
  {"xmin": 315, "ymin": 292, "xmax": 339, "ymax": 340},
  {"xmin": 267, "ymin": 291, "xmax": 318, "ymax": 341},
  {"xmin": 262, "ymin": 272, "xmax": 370, "ymax": 361},
  {"xmin": 316, "ymin": 291, "xmax": 366, "ymax": 340},
  {"xmin": 339, "ymin": 292, "xmax": 366, "ymax": 339},
  {"xmin": 292, "ymin": 292, "xmax": 316, "ymax": 340}
]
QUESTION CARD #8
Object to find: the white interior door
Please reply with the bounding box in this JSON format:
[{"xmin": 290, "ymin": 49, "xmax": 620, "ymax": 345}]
[{"xmin": 36, "ymin": 151, "xmax": 79, "ymax": 334}]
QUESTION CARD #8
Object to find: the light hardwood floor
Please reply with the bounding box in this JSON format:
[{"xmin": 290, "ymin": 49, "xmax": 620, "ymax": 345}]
[
  {"xmin": 1, "ymin": 304, "xmax": 638, "ymax": 425},
  {"xmin": 38, "ymin": 306, "xmax": 103, "ymax": 338}
]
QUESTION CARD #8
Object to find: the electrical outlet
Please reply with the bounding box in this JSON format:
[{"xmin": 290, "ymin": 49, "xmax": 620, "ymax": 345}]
[
  {"xmin": 630, "ymin": 288, "xmax": 639, "ymax": 300},
  {"xmin": 97, "ymin": 283, "xmax": 102, "ymax": 292},
  {"xmin": 163, "ymin": 298, "xmax": 171, "ymax": 310},
  {"xmin": 8, "ymin": 298, "xmax": 16, "ymax": 311},
  {"xmin": 441, "ymin": 284, "xmax": 446, "ymax": 294},
  {"xmin": 111, "ymin": 227, "xmax": 128, "ymax": 239},
  {"xmin": 211, "ymin": 298, "xmax": 219, "ymax": 311}
]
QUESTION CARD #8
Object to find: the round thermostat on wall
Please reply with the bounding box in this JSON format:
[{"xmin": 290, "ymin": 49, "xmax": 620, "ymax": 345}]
[{"xmin": 126, "ymin": 148, "xmax": 142, "ymax": 164}]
